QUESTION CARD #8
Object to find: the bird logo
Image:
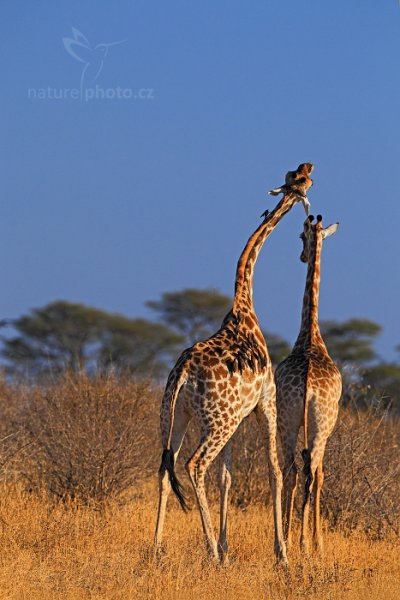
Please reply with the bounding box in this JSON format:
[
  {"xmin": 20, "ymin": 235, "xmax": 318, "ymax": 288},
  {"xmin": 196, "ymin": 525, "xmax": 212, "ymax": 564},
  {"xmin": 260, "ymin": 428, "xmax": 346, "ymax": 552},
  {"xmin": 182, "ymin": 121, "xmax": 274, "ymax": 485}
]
[{"xmin": 63, "ymin": 28, "xmax": 126, "ymax": 98}]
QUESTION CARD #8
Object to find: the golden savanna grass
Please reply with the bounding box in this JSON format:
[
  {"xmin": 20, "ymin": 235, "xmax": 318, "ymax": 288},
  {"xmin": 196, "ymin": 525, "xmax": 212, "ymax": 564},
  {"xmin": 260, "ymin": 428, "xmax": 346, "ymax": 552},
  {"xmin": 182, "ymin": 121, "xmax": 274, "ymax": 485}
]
[
  {"xmin": 0, "ymin": 481, "xmax": 398, "ymax": 600},
  {"xmin": 0, "ymin": 375, "xmax": 398, "ymax": 599}
]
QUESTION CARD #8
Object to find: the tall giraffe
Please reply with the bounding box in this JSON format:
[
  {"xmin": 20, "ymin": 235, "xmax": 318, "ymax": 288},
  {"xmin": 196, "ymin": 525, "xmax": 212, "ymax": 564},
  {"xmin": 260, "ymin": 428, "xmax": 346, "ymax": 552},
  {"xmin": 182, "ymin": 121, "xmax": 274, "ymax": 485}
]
[
  {"xmin": 154, "ymin": 190, "xmax": 307, "ymax": 566},
  {"xmin": 275, "ymin": 214, "xmax": 341, "ymax": 554}
]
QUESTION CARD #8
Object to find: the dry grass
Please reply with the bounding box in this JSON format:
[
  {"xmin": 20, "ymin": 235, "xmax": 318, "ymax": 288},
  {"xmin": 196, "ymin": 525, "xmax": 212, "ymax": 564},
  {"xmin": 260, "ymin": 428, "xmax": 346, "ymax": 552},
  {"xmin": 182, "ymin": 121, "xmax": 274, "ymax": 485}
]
[
  {"xmin": 0, "ymin": 375, "xmax": 397, "ymax": 598},
  {"xmin": 0, "ymin": 481, "xmax": 398, "ymax": 600}
]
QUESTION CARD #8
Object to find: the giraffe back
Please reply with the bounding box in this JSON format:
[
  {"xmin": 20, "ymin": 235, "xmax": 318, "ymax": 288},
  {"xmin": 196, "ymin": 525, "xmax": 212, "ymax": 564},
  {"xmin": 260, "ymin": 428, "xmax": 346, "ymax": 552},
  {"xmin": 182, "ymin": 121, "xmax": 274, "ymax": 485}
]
[
  {"xmin": 275, "ymin": 347, "xmax": 342, "ymax": 442},
  {"xmin": 160, "ymin": 314, "xmax": 273, "ymax": 443}
]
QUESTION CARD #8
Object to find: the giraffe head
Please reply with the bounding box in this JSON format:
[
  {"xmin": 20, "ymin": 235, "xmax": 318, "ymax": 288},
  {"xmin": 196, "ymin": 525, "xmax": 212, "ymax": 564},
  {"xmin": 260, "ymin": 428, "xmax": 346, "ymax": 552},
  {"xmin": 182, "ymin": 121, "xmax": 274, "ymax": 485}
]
[
  {"xmin": 283, "ymin": 163, "xmax": 314, "ymax": 215},
  {"xmin": 300, "ymin": 214, "xmax": 339, "ymax": 263},
  {"xmin": 285, "ymin": 163, "xmax": 314, "ymax": 190}
]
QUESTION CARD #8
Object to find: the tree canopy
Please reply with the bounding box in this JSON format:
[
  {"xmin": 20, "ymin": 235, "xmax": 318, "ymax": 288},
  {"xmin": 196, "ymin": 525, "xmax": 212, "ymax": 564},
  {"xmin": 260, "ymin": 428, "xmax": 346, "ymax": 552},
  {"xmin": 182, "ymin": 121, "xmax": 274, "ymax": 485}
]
[
  {"xmin": 1, "ymin": 295, "xmax": 398, "ymax": 413},
  {"xmin": 321, "ymin": 318, "xmax": 382, "ymax": 366},
  {"xmin": 2, "ymin": 301, "xmax": 107, "ymax": 374},
  {"xmin": 2, "ymin": 301, "xmax": 181, "ymax": 378},
  {"xmin": 98, "ymin": 317, "xmax": 182, "ymax": 376},
  {"xmin": 147, "ymin": 288, "xmax": 232, "ymax": 345},
  {"xmin": 263, "ymin": 332, "xmax": 291, "ymax": 366},
  {"xmin": 363, "ymin": 363, "xmax": 400, "ymax": 412}
]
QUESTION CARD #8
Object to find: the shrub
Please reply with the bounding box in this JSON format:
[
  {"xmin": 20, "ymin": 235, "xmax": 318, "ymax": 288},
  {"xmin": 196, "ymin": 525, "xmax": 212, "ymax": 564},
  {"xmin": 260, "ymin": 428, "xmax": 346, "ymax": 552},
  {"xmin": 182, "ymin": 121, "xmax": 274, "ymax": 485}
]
[
  {"xmin": 19, "ymin": 374, "xmax": 160, "ymax": 504},
  {"xmin": 0, "ymin": 373, "xmax": 397, "ymax": 539},
  {"xmin": 323, "ymin": 401, "xmax": 400, "ymax": 537}
]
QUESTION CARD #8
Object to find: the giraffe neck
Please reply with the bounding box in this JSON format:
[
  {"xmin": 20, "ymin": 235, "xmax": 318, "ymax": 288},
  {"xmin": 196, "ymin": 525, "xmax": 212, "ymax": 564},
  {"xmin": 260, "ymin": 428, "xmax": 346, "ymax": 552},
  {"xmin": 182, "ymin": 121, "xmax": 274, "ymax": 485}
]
[
  {"xmin": 233, "ymin": 194, "xmax": 298, "ymax": 316},
  {"xmin": 294, "ymin": 228, "xmax": 327, "ymax": 352}
]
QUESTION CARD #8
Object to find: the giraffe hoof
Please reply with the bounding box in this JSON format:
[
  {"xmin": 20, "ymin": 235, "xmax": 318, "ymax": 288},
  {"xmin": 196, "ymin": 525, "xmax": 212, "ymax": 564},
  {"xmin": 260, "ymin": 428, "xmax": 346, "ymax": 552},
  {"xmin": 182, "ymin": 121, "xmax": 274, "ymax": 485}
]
[
  {"xmin": 205, "ymin": 543, "xmax": 220, "ymax": 566},
  {"xmin": 274, "ymin": 541, "xmax": 288, "ymax": 565},
  {"xmin": 313, "ymin": 540, "xmax": 324, "ymax": 556},
  {"xmin": 277, "ymin": 553, "xmax": 289, "ymax": 569},
  {"xmin": 219, "ymin": 554, "xmax": 230, "ymax": 567},
  {"xmin": 153, "ymin": 544, "xmax": 166, "ymax": 562},
  {"xmin": 300, "ymin": 539, "xmax": 310, "ymax": 556},
  {"xmin": 218, "ymin": 541, "xmax": 230, "ymax": 567}
]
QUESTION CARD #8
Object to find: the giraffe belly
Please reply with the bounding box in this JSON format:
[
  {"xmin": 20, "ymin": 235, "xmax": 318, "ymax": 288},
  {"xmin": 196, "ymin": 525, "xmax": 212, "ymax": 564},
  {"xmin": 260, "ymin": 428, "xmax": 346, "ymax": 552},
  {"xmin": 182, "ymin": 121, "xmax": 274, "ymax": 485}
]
[
  {"xmin": 178, "ymin": 372, "xmax": 265, "ymax": 426},
  {"xmin": 238, "ymin": 374, "xmax": 264, "ymax": 419}
]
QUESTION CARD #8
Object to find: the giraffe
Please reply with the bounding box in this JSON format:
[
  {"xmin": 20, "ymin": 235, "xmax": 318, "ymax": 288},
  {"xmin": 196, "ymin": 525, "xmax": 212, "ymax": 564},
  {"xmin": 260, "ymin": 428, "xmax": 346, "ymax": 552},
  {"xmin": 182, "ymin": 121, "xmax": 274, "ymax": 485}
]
[
  {"xmin": 275, "ymin": 214, "xmax": 341, "ymax": 554},
  {"xmin": 154, "ymin": 190, "xmax": 308, "ymax": 566}
]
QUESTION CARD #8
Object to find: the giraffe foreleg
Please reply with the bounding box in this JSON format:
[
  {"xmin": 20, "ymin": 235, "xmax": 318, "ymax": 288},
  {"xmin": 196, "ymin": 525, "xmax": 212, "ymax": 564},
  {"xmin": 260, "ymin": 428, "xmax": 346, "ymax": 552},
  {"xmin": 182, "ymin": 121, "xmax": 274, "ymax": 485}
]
[{"xmin": 218, "ymin": 441, "xmax": 232, "ymax": 564}]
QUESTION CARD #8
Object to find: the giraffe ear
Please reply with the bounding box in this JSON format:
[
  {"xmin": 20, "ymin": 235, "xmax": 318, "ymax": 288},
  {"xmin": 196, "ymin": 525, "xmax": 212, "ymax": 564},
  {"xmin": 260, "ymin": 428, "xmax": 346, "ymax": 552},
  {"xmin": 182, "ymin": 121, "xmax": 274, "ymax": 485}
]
[{"xmin": 322, "ymin": 223, "xmax": 339, "ymax": 239}]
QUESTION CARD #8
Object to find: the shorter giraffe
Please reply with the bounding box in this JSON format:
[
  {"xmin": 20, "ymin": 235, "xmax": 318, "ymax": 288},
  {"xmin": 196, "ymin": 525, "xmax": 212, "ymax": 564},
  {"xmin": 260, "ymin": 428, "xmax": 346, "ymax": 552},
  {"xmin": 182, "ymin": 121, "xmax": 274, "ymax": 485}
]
[{"xmin": 275, "ymin": 214, "xmax": 341, "ymax": 554}]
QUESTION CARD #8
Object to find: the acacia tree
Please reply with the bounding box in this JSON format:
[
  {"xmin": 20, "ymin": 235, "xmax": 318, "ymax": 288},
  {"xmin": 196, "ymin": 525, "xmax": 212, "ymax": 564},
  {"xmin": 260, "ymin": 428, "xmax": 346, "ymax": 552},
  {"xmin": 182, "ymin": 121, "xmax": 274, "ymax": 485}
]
[
  {"xmin": 320, "ymin": 318, "xmax": 381, "ymax": 367},
  {"xmin": 146, "ymin": 288, "xmax": 232, "ymax": 346},
  {"xmin": 2, "ymin": 301, "xmax": 107, "ymax": 375},
  {"xmin": 363, "ymin": 361, "xmax": 400, "ymax": 413},
  {"xmin": 98, "ymin": 316, "xmax": 183, "ymax": 377},
  {"xmin": 262, "ymin": 332, "xmax": 291, "ymax": 367},
  {"xmin": 2, "ymin": 300, "xmax": 181, "ymax": 378}
]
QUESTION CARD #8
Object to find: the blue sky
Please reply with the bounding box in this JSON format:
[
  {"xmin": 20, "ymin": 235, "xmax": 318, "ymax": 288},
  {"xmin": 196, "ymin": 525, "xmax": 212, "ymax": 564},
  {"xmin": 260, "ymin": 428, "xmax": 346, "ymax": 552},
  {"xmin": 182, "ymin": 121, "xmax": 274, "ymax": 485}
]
[{"xmin": 1, "ymin": 1, "xmax": 399, "ymax": 361}]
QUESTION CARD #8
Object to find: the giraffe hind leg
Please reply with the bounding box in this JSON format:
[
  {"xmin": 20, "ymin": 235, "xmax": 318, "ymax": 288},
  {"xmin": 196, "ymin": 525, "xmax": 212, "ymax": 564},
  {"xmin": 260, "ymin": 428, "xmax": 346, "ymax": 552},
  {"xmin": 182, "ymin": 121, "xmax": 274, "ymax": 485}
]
[
  {"xmin": 255, "ymin": 402, "xmax": 288, "ymax": 565},
  {"xmin": 154, "ymin": 410, "xmax": 190, "ymax": 554},
  {"xmin": 218, "ymin": 441, "xmax": 232, "ymax": 564},
  {"xmin": 154, "ymin": 462, "xmax": 172, "ymax": 555},
  {"xmin": 300, "ymin": 447, "xmax": 313, "ymax": 554},
  {"xmin": 313, "ymin": 460, "xmax": 324, "ymax": 554},
  {"xmin": 282, "ymin": 452, "xmax": 298, "ymax": 550},
  {"xmin": 186, "ymin": 428, "xmax": 237, "ymax": 564},
  {"xmin": 300, "ymin": 443, "xmax": 326, "ymax": 554},
  {"xmin": 279, "ymin": 424, "xmax": 301, "ymax": 551}
]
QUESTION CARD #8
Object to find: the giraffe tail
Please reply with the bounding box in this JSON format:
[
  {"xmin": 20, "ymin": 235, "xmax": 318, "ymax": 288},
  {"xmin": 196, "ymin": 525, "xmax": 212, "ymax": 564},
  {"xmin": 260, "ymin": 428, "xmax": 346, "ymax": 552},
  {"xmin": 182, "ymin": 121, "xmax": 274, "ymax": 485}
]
[
  {"xmin": 159, "ymin": 363, "xmax": 189, "ymax": 512},
  {"xmin": 301, "ymin": 380, "xmax": 311, "ymax": 477},
  {"xmin": 159, "ymin": 448, "xmax": 187, "ymax": 512}
]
